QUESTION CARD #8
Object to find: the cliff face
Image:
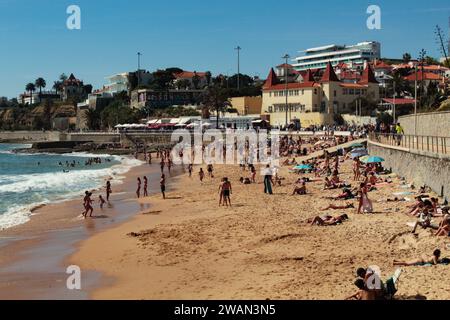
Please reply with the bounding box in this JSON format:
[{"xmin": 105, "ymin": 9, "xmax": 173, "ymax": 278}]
[{"xmin": 0, "ymin": 103, "xmax": 77, "ymax": 129}]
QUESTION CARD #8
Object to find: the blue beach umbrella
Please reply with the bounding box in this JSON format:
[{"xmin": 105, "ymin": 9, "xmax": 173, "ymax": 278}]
[
  {"xmin": 294, "ymin": 164, "xmax": 313, "ymax": 170},
  {"xmin": 360, "ymin": 156, "xmax": 385, "ymax": 164}
]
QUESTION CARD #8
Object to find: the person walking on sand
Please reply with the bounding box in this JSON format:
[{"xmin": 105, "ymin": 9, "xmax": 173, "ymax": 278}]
[
  {"xmin": 199, "ymin": 168, "xmax": 205, "ymax": 182},
  {"xmin": 99, "ymin": 195, "xmax": 106, "ymax": 209},
  {"xmin": 83, "ymin": 192, "xmax": 94, "ymax": 218},
  {"xmin": 160, "ymin": 174, "xmax": 166, "ymax": 199},
  {"xmin": 353, "ymin": 158, "xmax": 361, "ymax": 181},
  {"xmin": 188, "ymin": 163, "xmax": 193, "ymax": 177},
  {"xmin": 136, "ymin": 177, "xmax": 142, "ymax": 198},
  {"xmin": 263, "ymin": 165, "xmax": 274, "ymax": 195},
  {"xmin": 167, "ymin": 157, "xmax": 172, "ymax": 173},
  {"xmin": 218, "ymin": 178, "xmax": 225, "ymax": 205},
  {"xmin": 221, "ymin": 177, "xmax": 232, "ymax": 207},
  {"xmin": 148, "ymin": 152, "xmax": 152, "ymax": 164},
  {"xmin": 207, "ymin": 163, "xmax": 214, "ymax": 178},
  {"xmin": 357, "ymin": 182, "xmax": 373, "ymax": 214},
  {"xmin": 143, "ymin": 176, "xmax": 148, "ymax": 197},
  {"xmin": 106, "ymin": 180, "xmax": 112, "ymax": 202},
  {"xmin": 160, "ymin": 159, "xmax": 165, "ymax": 173}
]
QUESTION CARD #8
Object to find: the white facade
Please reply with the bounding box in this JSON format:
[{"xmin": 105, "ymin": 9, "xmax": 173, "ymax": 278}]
[
  {"xmin": 104, "ymin": 70, "xmax": 153, "ymax": 95},
  {"xmin": 293, "ymin": 41, "xmax": 381, "ymax": 71}
]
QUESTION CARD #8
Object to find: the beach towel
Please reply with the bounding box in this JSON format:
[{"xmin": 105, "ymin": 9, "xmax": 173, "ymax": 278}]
[{"xmin": 393, "ymin": 192, "xmax": 414, "ymax": 196}]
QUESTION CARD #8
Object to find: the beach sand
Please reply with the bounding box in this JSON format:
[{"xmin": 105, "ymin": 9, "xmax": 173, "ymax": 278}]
[{"xmin": 70, "ymin": 151, "xmax": 450, "ymax": 300}]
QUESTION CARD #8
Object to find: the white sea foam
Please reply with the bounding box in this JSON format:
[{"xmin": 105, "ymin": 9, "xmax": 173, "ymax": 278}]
[{"xmin": 0, "ymin": 155, "xmax": 143, "ymax": 230}]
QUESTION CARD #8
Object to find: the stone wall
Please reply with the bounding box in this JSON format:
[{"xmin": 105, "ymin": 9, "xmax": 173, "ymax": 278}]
[
  {"xmin": 0, "ymin": 131, "xmax": 61, "ymax": 142},
  {"xmin": 399, "ymin": 111, "xmax": 450, "ymax": 136},
  {"xmin": 368, "ymin": 141, "xmax": 450, "ymax": 201}
]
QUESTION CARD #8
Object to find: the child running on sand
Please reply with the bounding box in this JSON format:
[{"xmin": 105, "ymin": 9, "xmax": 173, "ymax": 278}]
[
  {"xmin": 188, "ymin": 163, "xmax": 193, "ymax": 177},
  {"xmin": 99, "ymin": 195, "xmax": 106, "ymax": 209}
]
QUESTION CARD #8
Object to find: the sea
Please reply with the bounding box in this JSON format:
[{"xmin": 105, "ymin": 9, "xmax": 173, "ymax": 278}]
[{"xmin": 0, "ymin": 143, "xmax": 142, "ymax": 230}]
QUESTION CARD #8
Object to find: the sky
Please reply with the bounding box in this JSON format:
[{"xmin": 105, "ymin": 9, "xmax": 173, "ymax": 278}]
[{"xmin": 0, "ymin": 0, "xmax": 449, "ymax": 99}]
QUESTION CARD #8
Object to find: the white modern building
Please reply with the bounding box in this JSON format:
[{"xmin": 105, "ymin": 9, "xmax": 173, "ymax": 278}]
[
  {"xmin": 292, "ymin": 41, "xmax": 381, "ymax": 71},
  {"xmin": 103, "ymin": 70, "xmax": 153, "ymax": 95}
]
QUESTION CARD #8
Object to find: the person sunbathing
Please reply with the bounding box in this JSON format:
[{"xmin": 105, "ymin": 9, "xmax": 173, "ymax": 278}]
[
  {"xmin": 309, "ymin": 214, "xmax": 348, "ymax": 226},
  {"xmin": 435, "ymin": 214, "xmax": 450, "ymax": 236},
  {"xmin": 386, "ymin": 197, "xmax": 406, "ymax": 202},
  {"xmin": 346, "ymin": 279, "xmax": 376, "ymax": 300},
  {"xmin": 327, "ymin": 188, "xmax": 355, "ymax": 200},
  {"xmin": 321, "ymin": 203, "xmax": 354, "ymax": 211},
  {"xmin": 411, "ymin": 209, "xmax": 435, "ymax": 233},
  {"xmin": 393, "ymin": 249, "xmax": 441, "ymax": 266}
]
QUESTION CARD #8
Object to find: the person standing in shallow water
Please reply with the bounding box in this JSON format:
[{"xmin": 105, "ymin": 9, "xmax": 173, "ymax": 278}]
[
  {"xmin": 136, "ymin": 177, "xmax": 141, "ymax": 198},
  {"xmin": 106, "ymin": 180, "xmax": 112, "ymax": 202},
  {"xmin": 263, "ymin": 165, "xmax": 274, "ymax": 195},
  {"xmin": 143, "ymin": 176, "xmax": 148, "ymax": 197},
  {"xmin": 160, "ymin": 174, "xmax": 166, "ymax": 199}
]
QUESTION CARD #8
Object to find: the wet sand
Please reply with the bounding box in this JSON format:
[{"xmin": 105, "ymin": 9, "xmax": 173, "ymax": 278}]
[
  {"xmin": 69, "ymin": 145, "xmax": 450, "ymax": 300},
  {"xmin": 0, "ymin": 157, "xmax": 184, "ymax": 299}
]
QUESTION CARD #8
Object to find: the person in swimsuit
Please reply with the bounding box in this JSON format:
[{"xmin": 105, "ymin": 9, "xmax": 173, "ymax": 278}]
[
  {"xmin": 106, "ymin": 180, "xmax": 112, "ymax": 202},
  {"xmin": 357, "ymin": 183, "xmax": 373, "ymax": 214},
  {"xmin": 321, "ymin": 203, "xmax": 354, "ymax": 211},
  {"xmin": 393, "ymin": 249, "xmax": 441, "ymax": 266},
  {"xmin": 207, "ymin": 164, "xmax": 214, "ymax": 178},
  {"xmin": 220, "ymin": 177, "xmax": 232, "ymax": 207},
  {"xmin": 167, "ymin": 158, "xmax": 172, "ymax": 173},
  {"xmin": 160, "ymin": 159, "xmax": 165, "ymax": 173},
  {"xmin": 160, "ymin": 174, "xmax": 166, "ymax": 199},
  {"xmin": 136, "ymin": 177, "xmax": 141, "ymax": 198},
  {"xmin": 83, "ymin": 192, "xmax": 93, "ymax": 218},
  {"xmin": 143, "ymin": 176, "xmax": 148, "ymax": 197},
  {"xmin": 435, "ymin": 214, "xmax": 450, "ymax": 236},
  {"xmin": 353, "ymin": 158, "xmax": 361, "ymax": 181},
  {"xmin": 199, "ymin": 168, "xmax": 205, "ymax": 182},
  {"xmin": 148, "ymin": 152, "xmax": 152, "ymax": 164}
]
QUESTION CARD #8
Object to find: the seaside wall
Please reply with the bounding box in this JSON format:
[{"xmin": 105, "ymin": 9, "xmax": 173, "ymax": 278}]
[
  {"xmin": 68, "ymin": 133, "xmax": 120, "ymax": 143},
  {"xmin": 0, "ymin": 131, "xmax": 61, "ymax": 142},
  {"xmin": 399, "ymin": 111, "xmax": 450, "ymax": 136},
  {"xmin": 368, "ymin": 141, "xmax": 450, "ymax": 201}
]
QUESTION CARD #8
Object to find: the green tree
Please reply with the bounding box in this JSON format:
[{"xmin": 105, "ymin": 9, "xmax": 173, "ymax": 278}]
[
  {"xmin": 205, "ymin": 71, "xmax": 212, "ymax": 86},
  {"xmin": 83, "ymin": 108, "xmax": 101, "ymax": 130},
  {"xmin": 192, "ymin": 71, "xmax": 201, "ymax": 89},
  {"xmin": 35, "ymin": 77, "xmax": 46, "ymax": 95},
  {"xmin": 101, "ymin": 102, "xmax": 138, "ymax": 128},
  {"xmin": 25, "ymin": 83, "xmax": 36, "ymax": 104},
  {"xmin": 53, "ymin": 81, "xmax": 62, "ymax": 94},
  {"xmin": 201, "ymin": 86, "xmax": 231, "ymax": 129},
  {"xmin": 150, "ymin": 69, "xmax": 176, "ymax": 90},
  {"xmin": 176, "ymin": 79, "xmax": 191, "ymax": 90},
  {"xmin": 59, "ymin": 73, "xmax": 68, "ymax": 82},
  {"xmin": 402, "ymin": 53, "xmax": 411, "ymax": 63}
]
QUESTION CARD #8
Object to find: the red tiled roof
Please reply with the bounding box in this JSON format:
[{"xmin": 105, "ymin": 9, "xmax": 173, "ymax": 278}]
[
  {"xmin": 303, "ymin": 69, "xmax": 315, "ymax": 82},
  {"xmin": 64, "ymin": 73, "xmax": 82, "ymax": 86},
  {"xmin": 174, "ymin": 71, "xmax": 207, "ymax": 79},
  {"xmin": 404, "ymin": 71, "xmax": 442, "ymax": 81},
  {"xmin": 321, "ymin": 62, "xmax": 340, "ymax": 82},
  {"xmin": 276, "ymin": 63, "xmax": 293, "ymax": 69},
  {"xmin": 263, "ymin": 68, "xmax": 278, "ymax": 89},
  {"xmin": 372, "ymin": 60, "xmax": 393, "ymax": 70},
  {"xmin": 359, "ymin": 64, "xmax": 378, "ymax": 84}
]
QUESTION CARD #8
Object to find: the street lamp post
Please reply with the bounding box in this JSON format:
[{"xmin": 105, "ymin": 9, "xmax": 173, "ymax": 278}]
[
  {"xmin": 235, "ymin": 46, "xmax": 241, "ymax": 90},
  {"xmin": 282, "ymin": 54, "xmax": 290, "ymax": 129},
  {"xmin": 137, "ymin": 52, "xmax": 142, "ymax": 87},
  {"xmin": 414, "ymin": 64, "xmax": 418, "ymax": 136}
]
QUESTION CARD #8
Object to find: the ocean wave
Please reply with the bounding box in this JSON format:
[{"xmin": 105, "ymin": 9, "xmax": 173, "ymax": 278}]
[{"xmin": 0, "ymin": 155, "xmax": 143, "ymax": 230}]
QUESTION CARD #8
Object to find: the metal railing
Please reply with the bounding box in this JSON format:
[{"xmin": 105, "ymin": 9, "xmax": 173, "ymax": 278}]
[{"xmin": 369, "ymin": 132, "xmax": 450, "ymax": 155}]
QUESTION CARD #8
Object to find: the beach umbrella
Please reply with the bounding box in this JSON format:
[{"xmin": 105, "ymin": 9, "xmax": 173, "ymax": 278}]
[
  {"xmin": 294, "ymin": 164, "xmax": 313, "ymax": 170},
  {"xmin": 350, "ymin": 148, "xmax": 368, "ymax": 158},
  {"xmin": 360, "ymin": 156, "xmax": 385, "ymax": 164}
]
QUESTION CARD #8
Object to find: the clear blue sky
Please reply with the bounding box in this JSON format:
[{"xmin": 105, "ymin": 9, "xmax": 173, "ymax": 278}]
[{"xmin": 0, "ymin": 0, "xmax": 449, "ymax": 98}]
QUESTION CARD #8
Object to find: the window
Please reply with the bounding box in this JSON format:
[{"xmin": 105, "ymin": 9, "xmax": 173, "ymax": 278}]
[
  {"xmin": 314, "ymin": 89, "xmax": 317, "ymax": 94},
  {"xmin": 355, "ymin": 89, "xmax": 361, "ymax": 95},
  {"xmin": 268, "ymin": 106, "xmax": 273, "ymax": 113},
  {"xmin": 349, "ymin": 89, "xmax": 354, "ymax": 95},
  {"xmin": 343, "ymin": 89, "xmax": 348, "ymax": 95},
  {"xmin": 334, "ymin": 90, "xmax": 337, "ymax": 97}
]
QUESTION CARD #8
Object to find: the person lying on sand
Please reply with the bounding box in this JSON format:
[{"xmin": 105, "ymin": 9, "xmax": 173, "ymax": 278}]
[
  {"xmin": 411, "ymin": 209, "xmax": 437, "ymax": 233},
  {"xmin": 346, "ymin": 279, "xmax": 376, "ymax": 300},
  {"xmin": 326, "ymin": 188, "xmax": 355, "ymax": 201},
  {"xmin": 307, "ymin": 214, "xmax": 348, "ymax": 226},
  {"xmin": 386, "ymin": 197, "xmax": 406, "ymax": 202},
  {"xmin": 321, "ymin": 203, "xmax": 354, "ymax": 211},
  {"xmin": 393, "ymin": 249, "xmax": 441, "ymax": 266}
]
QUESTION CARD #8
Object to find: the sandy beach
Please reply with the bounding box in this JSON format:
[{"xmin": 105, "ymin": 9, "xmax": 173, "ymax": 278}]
[{"xmin": 68, "ymin": 143, "xmax": 450, "ymax": 300}]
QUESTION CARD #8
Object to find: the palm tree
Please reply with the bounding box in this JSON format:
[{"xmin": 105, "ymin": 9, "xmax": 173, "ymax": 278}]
[
  {"xmin": 83, "ymin": 108, "xmax": 101, "ymax": 130},
  {"xmin": 25, "ymin": 83, "xmax": 36, "ymax": 105},
  {"xmin": 35, "ymin": 77, "xmax": 46, "ymax": 97},
  {"xmin": 205, "ymin": 71, "xmax": 212, "ymax": 87},
  {"xmin": 53, "ymin": 81, "xmax": 62, "ymax": 94},
  {"xmin": 201, "ymin": 86, "xmax": 231, "ymax": 129},
  {"xmin": 59, "ymin": 73, "xmax": 68, "ymax": 82}
]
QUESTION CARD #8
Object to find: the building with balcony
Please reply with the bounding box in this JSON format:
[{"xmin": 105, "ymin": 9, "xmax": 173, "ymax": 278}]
[{"xmin": 292, "ymin": 41, "xmax": 381, "ymax": 71}]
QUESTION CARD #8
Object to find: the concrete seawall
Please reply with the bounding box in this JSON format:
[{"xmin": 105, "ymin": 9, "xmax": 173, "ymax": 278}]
[
  {"xmin": 399, "ymin": 111, "xmax": 450, "ymax": 136},
  {"xmin": 368, "ymin": 141, "xmax": 450, "ymax": 201}
]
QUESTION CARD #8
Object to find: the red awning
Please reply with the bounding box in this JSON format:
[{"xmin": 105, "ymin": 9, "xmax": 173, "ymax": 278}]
[{"xmin": 382, "ymin": 98, "xmax": 416, "ymax": 105}]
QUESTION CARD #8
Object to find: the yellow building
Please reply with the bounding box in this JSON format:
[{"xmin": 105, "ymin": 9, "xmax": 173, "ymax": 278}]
[
  {"xmin": 262, "ymin": 62, "xmax": 380, "ymax": 127},
  {"xmin": 229, "ymin": 96, "xmax": 262, "ymax": 115}
]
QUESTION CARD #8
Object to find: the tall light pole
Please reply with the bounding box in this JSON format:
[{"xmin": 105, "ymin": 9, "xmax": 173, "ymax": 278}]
[
  {"xmin": 235, "ymin": 46, "xmax": 241, "ymax": 90},
  {"xmin": 393, "ymin": 80, "xmax": 396, "ymax": 124},
  {"xmin": 414, "ymin": 63, "xmax": 418, "ymax": 136},
  {"xmin": 282, "ymin": 54, "xmax": 290, "ymax": 128},
  {"xmin": 137, "ymin": 52, "xmax": 142, "ymax": 87}
]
